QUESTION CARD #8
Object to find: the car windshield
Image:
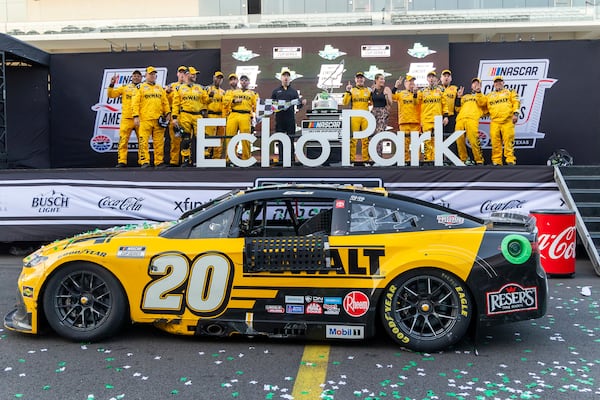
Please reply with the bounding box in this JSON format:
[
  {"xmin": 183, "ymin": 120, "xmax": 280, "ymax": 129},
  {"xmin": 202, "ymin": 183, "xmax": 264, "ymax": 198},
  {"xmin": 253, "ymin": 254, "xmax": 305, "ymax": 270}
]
[{"xmin": 178, "ymin": 189, "xmax": 242, "ymax": 220}]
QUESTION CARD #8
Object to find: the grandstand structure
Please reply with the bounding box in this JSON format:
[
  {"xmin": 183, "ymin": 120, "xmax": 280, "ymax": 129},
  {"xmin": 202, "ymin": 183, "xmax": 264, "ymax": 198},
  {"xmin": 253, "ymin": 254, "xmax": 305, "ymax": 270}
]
[{"xmin": 0, "ymin": 0, "xmax": 599, "ymax": 53}]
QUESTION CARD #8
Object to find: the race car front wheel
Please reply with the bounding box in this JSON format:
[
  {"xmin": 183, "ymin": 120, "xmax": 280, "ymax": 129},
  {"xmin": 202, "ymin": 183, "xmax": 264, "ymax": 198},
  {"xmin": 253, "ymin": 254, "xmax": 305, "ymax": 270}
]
[
  {"xmin": 380, "ymin": 268, "xmax": 472, "ymax": 352},
  {"xmin": 43, "ymin": 263, "xmax": 127, "ymax": 341}
]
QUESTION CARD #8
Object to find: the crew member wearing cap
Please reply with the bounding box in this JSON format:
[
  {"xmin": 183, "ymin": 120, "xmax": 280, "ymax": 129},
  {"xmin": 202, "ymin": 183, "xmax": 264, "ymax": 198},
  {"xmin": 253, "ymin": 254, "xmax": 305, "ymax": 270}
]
[
  {"xmin": 440, "ymin": 69, "xmax": 458, "ymax": 135},
  {"xmin": 172, "ymin": 66, "xmax": 208, "ymax": 167},
  {"xmin": 454, "ymin": 78, "xmax": 488, "ymax": 165},
  {"xmin": 416, "ymin": 70, "xmax": 449, "ymax": 164},
  {"xmin": 132, "ymin": 66, "xmax": 171, "ymax": 168},
  {"xmin": 483, "ymin": 76, "xmax": 520, "ymax": 165},
  {"xmin": 164, "ymin": 65, "xmax": 188, "ymax": 166},
  {"xmin": 392, "ymin": 74, "xmax": 420, "ymax": 164},
  {"xmin": 108, "ymin": 69, "xmax": 142, "ymax": 168},
  {"xmin": 205, "ymin": 71, "xmax": 226, "ymax": 159},
  {"xmin": 271, "ymin": 67, "xmax": 306, "ymax": 165},
  {"xmin": 222, "ymin": 73, "xmax": 239, "ymax": 119},
  {"xmin": 223, "ymin": 74, "xmax": 257, "ymax": 160},
  {"xmin": 343, "ymin": 71, "xmax": 373, "ymax": 164}
]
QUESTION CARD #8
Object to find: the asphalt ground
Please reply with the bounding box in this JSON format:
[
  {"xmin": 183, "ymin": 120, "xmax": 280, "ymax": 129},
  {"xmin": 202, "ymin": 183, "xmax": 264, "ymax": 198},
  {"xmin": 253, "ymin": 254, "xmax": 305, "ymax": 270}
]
[{"xmin": 1, "ymin": 251, "xmax": 598, "ymax": 400}]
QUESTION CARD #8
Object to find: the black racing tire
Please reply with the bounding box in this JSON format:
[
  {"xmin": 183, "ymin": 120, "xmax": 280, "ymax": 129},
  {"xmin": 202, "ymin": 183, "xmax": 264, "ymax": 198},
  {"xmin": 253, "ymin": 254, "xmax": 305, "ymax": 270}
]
[
  {"xmin": 43, "ymin": 263, "xmax": 127, "ymax": 342},
  {"xmin": 380, "ymin": 268, "xmax": 472, "ymax": 352}
]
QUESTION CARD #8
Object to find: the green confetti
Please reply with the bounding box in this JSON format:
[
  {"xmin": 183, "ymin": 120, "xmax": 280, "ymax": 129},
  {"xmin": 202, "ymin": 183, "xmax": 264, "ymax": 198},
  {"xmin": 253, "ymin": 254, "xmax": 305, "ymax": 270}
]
[
  {"xmin": 179, "ymin": 377, "xmax": 188, "ymax": 382},
  {"xmin": 105, "ymin": 357, "xmax": 115, "ymax": 362},
  {"xmin": 58, "ymin": 361, "xmax": 66, "ymax": 367},
  {"xmin": 235, "ymin": 370, "xmax": 244, "ymax": 375},
  {"xmin": 232, "ymin": 393, "xmax": 239, "ymax": 398},
  {"xmin": 333, "ymin": 361, "xmax": 341, "ymax": 365},
  {"xmin": 15, "ymin": 395, "xmax": 24, "ymax": 398},
  {"xmin": 265, "ymin": 393, "xmax": 274, "ymax": 399},
  {"xmin": 171, "ymin": 389, "xmax": 179, "ymax": 394},
  {"xmin": 42, "ymin": 385, "xmax": 51, "ymax": 390},
  {"xmin": 227, "ymin": 356, "xmax": 234, "ymax": 361},
  {"xmin": 18, "ymin": 359, "xmax": 25, "ymax": 363}
]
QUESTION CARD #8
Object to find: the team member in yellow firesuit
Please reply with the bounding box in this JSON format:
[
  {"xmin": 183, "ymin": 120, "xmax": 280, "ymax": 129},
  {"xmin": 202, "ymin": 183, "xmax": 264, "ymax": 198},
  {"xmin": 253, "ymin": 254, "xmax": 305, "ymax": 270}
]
[
  {"xmin": 172, "ymin": 67, "xmax": 208, "ymax": 167},
  {"xmin": 440, "ymin": 69, "xmax": 458, "ymax": 135},
  {"xmin": 204, "ymin": 71, "xmax": 226, "ymax": 159},
  {"xmin": 392, "ymin": 74, "xmax": 420, "ymax": 164},
  {"xmin": 132, "ymin": 66, "xmax": 171, "ymax": 168},
  {"xmin": 107, "ymin": 69, "xmax": 142, "ymax": 168},
  {"xmin": 165, "ymin": 66, "xmax": 188, "ymax": 166},
  {"xmin": 484, "ymin": 76, "xmax": 520, "ymax": 165},
  {"xmin": 416, "ymin": 71, "xmax": 448, "ymax": 164},
  {"xmin": 343, "ymin": 71, "xmax": 372, "ymax": 164},
  {"xmin": 454, "ymin": 78, "xmax": 488, "ymax": 165},
  {"xmin": 223, "ymin": 74, "xmax": 257, "ymax": 160}
]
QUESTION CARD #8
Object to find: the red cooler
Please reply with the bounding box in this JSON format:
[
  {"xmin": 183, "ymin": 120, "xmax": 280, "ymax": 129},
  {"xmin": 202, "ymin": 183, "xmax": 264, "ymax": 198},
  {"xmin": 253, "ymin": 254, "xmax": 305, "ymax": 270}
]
[{"xmin": 530, "ymin": 209, "xmax": 576, "ymax": 276}]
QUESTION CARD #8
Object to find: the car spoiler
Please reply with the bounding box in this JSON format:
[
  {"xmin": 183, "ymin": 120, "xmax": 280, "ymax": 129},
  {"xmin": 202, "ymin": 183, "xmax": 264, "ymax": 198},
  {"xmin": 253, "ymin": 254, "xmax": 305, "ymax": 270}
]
[{"xmin": 484, "ymin": 211, "xmax": 537, "ymax": 232}]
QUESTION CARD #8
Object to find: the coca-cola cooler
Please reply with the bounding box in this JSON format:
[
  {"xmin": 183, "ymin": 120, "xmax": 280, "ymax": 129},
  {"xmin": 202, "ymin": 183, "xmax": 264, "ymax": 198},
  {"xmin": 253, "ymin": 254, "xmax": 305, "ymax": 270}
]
[{"xmin": 530, "ymin": 209, "xmax": 576, "ymax": 276}]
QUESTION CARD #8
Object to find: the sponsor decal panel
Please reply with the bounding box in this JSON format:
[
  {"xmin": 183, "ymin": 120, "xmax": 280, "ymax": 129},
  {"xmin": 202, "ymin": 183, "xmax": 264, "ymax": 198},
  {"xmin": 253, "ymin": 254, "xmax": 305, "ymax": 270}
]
[
  {"xmin": 343, "ymin": 291, "xmax": 370, "ymax": 317},
  {"xmin": 326, "ymin": 325, "xmax": 365, "ymax": 339},
  {"xmin": 436, "ymin": 214, "xmax": 464, "ymax": 227},
  {"xmin": 486, "ymin": 283, "xmax": 538, "ymax": 315},
  {"xmin": 306, "ymin": 302, "xmax": 323, "ymax": 315},
  {"xmin": 117, "ymin": 246, "xmax": 146, "ymax": 258},
  {"xmin": 286, "ymin": 304, "xmax": 304, "ymax": 314},
  {"xmin": 265, "ymin": 305, "xmax": 285, "ymax": 314},
  {"xmin": 323, "ymin": 303, "xmax": 340, "ymax": 315},
  {"xmin": 98, "ymin": 196, "xmax": 144, "ymax": 212},
  {"xmin": 285, "ymin": 295, "xmax": 304, "ymax": 304}
]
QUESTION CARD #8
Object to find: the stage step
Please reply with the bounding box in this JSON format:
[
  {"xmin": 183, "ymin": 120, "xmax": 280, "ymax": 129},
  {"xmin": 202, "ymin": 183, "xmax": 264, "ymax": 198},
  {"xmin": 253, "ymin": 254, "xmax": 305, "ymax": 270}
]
[{"xmin": 556, "ymin": 166, "xmax": 600, "ymax": 275}]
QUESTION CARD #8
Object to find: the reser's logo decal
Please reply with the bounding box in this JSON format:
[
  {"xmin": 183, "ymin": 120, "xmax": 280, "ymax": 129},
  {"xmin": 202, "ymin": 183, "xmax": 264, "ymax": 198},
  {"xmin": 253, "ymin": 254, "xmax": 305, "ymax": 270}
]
[{"xmin": 486, "ymin": 283, "xmax": 538, "ymax": 315}]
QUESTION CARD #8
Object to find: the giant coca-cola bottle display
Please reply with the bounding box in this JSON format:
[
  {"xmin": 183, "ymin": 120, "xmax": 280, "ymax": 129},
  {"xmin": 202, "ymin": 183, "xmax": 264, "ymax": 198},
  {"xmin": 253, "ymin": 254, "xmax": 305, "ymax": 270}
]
[{"xmin": 530, "ymin": 209, "xmax": 577, "ymax": 276}]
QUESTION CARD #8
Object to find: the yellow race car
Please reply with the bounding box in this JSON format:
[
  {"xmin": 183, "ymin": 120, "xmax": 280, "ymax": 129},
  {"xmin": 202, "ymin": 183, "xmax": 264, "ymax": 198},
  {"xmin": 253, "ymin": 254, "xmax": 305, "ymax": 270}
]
[{"xmin": 5, "ymin": 184, "xmax": 547, "ymax": 352}]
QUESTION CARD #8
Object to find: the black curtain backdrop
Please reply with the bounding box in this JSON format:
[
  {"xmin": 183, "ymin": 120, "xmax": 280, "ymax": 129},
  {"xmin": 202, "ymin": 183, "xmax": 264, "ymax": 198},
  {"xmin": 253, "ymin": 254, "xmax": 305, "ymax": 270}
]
[
  {"xmin": 17, "ymin": 39, "xmax": 598, "ymax": 168},
  {"xmin": 7, "ymin": 64, "xmax": 50, "ymax": 168},
  {"xmin": 49, "ymin": 49, "xmax": 220, "ymax": 168}
]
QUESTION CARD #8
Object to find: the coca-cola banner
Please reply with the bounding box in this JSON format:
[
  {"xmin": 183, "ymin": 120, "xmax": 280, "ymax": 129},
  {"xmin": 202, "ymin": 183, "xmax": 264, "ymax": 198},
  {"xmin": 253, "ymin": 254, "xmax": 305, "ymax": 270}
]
[{"xmin": 0, "ymin": 166, "xmax": 563, "ymax": 242}]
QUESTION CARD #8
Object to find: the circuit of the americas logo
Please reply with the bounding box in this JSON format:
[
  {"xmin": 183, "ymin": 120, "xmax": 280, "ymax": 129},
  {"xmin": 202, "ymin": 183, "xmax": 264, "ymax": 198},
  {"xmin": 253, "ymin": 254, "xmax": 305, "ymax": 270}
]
[
  {"xmin": 477, "ymin": 58, "xmax": 557, "ymax": 150},
  {"xmin": 90, "ymin": 67, "xmax": 168, "ymax": 153}
]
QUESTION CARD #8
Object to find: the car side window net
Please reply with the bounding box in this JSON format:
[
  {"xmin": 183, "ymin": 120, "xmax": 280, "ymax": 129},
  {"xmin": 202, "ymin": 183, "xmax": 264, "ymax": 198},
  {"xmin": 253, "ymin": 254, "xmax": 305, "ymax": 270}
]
[{"xmin": 349, "ymin": 203, "xmax": 419, "ymax": 233}]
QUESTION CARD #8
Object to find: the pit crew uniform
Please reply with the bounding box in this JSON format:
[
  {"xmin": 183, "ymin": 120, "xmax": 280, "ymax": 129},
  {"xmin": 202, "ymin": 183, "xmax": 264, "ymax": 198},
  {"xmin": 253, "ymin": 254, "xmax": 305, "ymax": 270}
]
[
  {"xmin": 485, "ymin": 85, "xmax": 520, "ymax": 165},
  {"xmin": 416, "ymin": 86, "xmax": 448, "ymax": 162},
  {"xmin": 342, "ymin": 86, "xmax": 372, "ymax": 163},
  {"xmin": 224, "ymin": 88, "xmax": 257, "ymax": 160},
  {"xmin": 455, "ymin": 89, "xmax": 487, "ymax": 165},
  {"xmin": 205, "ymin": 82, "xmax": 226, "ymax": 159},
  {"xmin": 166, "ymin": 79, "xmax": 184, "ymax": 166},
  {"xmin": 107, "ymin": 80, "xmax": 140, "ymax": 166},
  {"xmin": 132, "ymin": 82, "xmax": 170, "ymax": 167},
  {"xmin": 392, "ymin": 87, "xmax": 420, "ymax": 163},
  {"xmin": 172, "ymin": 82, "xmax": 208, "ymax": 166},
  {"xmin": 441, "ymin": 83, "xmax": 458, "ymax": 135}
]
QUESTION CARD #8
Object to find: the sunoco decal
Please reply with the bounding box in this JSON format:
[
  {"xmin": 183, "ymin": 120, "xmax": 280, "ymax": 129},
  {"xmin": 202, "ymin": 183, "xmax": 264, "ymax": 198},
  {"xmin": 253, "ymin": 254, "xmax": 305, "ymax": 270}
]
[{"xmin": 486, "ymin": 283, "xmax": 538, "ymax": 315}]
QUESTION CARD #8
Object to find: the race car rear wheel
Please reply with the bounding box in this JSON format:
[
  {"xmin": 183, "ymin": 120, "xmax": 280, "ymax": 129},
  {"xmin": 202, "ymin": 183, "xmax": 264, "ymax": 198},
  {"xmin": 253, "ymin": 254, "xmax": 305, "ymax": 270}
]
[
  {"xmin": 43, "ymin": 263, "xmax": 127, "ymax": 341},
  {"xmin": 380, "ymin": 268, "xmax": 472, "ymax": 352}
]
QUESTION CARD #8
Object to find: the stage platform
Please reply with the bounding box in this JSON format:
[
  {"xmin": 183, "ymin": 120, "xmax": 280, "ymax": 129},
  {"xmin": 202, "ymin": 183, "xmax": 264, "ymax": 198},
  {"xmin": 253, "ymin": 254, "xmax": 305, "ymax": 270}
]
[{"xmin": 0, "ymin": 165, "xmax": 562, "ymax": 242}]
